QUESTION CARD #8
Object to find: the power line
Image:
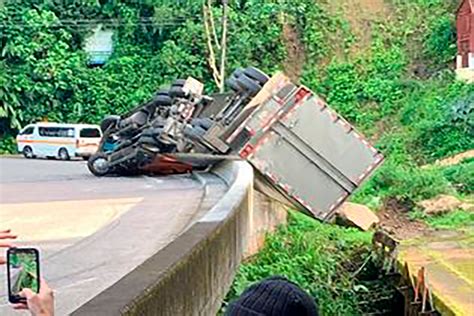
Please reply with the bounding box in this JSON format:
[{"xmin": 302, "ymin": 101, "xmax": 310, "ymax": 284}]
[{"xmin": 0, "ymin": 17, "xmax": 203, "ymax": 28}]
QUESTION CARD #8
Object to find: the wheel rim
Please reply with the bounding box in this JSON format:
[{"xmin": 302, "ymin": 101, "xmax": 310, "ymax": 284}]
[
  {"xmin": 59, "ymin": 149, "xmax": 68, "ymax": 159},
  {"xmin": 24, "ymin": 147, "xmax": 32, "ymax": 157},
  {"xmin": 93, "ymin": 157, "xmax": 108, "ymax": 173}
]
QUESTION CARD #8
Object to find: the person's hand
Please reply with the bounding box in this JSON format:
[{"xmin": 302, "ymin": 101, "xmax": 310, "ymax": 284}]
[
  {"xmin": 0, "ymin": 229, "xmax": 17, "ymax": 265},
  {"xmin": 12, "ymin": 278, "xmax": 54, "ymax": 316}
]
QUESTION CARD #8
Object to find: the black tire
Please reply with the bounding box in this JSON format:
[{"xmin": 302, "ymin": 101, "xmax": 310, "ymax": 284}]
[
  {"xmin": 155, "ymin": 88, "xmax": 170, "ymax": 96},
  {"xmin": 230, "ymin": 68, "xmax": 244, "ymax": 79},
  {"xmin": 154, "ymin": 95, "xmax": 172, "ymax": 106},
  {"xmin": 58, "ymin": 148, "xmax": 70, "ymax": 161},
  {"xmin": 128, "ymin": 110, "xmax": 148, "ymax": 126},
  {"xmin": 100, "ymin": 115, "xmax": 121, "ymax": 132},
  {"xmin": 193, "ymin": 117, "xmax": 213, "ymax": 130},
  {"xmin": 172, "ymin": 79, "xmax": 186, "ymax": 87},
  {"xmin": 169, "ymin": 85, "xmax": 186, "ymax": 98},
  {"xmin": 184, "ymin": 126, "xmax": 206, "ymax": 141},
  {"xmin": 87, "ymin": 153, "xmax": 110, "ymax": 177},
  {"xmin": 236, "ymin": 74, "xmax": 262, "ymax": 95},
  {"xmin": 138, "ymin": 136, "xmax": 159, "ymax": 146},
  {"xmin": 142, "ymin": 127, "xmax": 163, "ymax": 137},
  {"xmin": 82, "ymin": 156, "xmax": 89, "ymax": 161},
  {"xmin": 244, "ymin": 67, "xmax": 269, "ymax": 85},
  {"xmin": 226, "ymin": 76, "xmax": 241, "ymax": 92},
  {"xmin": 23, "ymin": 146, "xmax": 34, "ymax": 159}
]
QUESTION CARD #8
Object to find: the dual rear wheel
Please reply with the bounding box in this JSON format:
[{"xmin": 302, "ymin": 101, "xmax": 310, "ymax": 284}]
[{"xmin": 226, "ymin": 66, "xmax": 269, "ymax": 96}]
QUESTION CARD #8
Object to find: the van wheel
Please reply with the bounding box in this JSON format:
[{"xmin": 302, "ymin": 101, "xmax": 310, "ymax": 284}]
[
  {"xmin": 58, "ymin": 148, "xmax": 70, "ymax": 161},
  {"xmin": 23, "ymin": 146, "xmax": 34, "ymax": 159},
  {"xmin": 87, "ymin": 153, "xmax": 110, "ymax": 177}
]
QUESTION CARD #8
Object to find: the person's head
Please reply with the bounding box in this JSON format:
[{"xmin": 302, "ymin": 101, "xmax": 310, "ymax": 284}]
[{"xmin": 225, "ymin": 276, "xmax": 319, "ymax": 316}]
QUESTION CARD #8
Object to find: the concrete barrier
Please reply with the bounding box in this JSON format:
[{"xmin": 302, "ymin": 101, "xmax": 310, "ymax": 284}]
[{"xmin": 72, "ymin": 161, "xmax": 287, "ymax": 316}]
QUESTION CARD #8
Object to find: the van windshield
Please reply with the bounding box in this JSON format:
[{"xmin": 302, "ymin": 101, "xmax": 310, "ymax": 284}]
[{"xmin": 80, "ymin": 128, "xmax": 101, "ymax": 138}]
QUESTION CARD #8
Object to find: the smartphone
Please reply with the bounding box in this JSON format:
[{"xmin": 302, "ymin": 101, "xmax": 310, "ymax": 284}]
[{"xmin": 7, "ymin": 248, "xmax": 40, "ymax": 304}]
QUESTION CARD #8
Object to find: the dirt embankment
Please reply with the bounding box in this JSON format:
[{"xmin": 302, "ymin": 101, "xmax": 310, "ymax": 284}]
[
  {"xmin": 282, "ymin": 22, "xmax": 305, "ymax": 82},
  {"xmin": 280, "ymin": 0, "xmax": 391, "ymax": 80},
  {"xmin": 377, "ymin": 198, "xmax": 431, "ymax": 240},
  {"xmin": 433, "ymin": 150, "xmax": 474, "ymax": 167},
  {"xmin": 327, "ymin": 0, "xmax": 391, "ymax": 53}
]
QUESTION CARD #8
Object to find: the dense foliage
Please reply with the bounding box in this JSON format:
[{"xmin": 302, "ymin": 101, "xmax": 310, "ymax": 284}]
[
  {"xmin": 411, "ymin": 208, "xmax": 474, "ymax": 230},
  {"xmin": 223, "ymin": 211, "xmax": 397, "ymax": 315},
  {"xmin": 0, "ymin": 0, "xmax": 286, "ymax": 144},
  {"xmin": 222, "ymin": 0, "xmax": 472, "ymax": 314},
  {"xmin": 224, "ymin": 212, "xmax": 366, "ymax": 314},
  {"xmin": 1, "ymin": 0, "xmax": 472, "ymax": 313}
]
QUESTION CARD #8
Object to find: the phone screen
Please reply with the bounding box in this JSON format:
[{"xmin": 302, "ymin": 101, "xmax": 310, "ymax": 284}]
[{"xmin": 7, "ymin": 248, "xmax": 40, "ymax": 303}]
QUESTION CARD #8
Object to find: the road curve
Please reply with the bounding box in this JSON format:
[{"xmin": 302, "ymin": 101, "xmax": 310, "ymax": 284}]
[{"xmin": 0, "ymin": 158, "xmax": 227, "ymax": 315}]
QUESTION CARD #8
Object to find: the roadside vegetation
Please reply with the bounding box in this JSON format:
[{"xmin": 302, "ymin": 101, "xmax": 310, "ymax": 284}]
[
  {"xmin": 223, "ymin": 211, "xmax": 400, "ymax": 315},
  {"xmin": 1, "ymin": 0, "xmax": 472, "ymax": 313},
  {"xmin": 411, "ymin": 209, "xmax": 474, "ymax": 230},
  {"xmin": 1, "ymin": 1, "xmax": 470, "ymax": 207}
]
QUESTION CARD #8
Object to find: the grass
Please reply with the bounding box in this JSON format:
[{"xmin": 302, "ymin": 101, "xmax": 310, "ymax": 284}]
[
  {"xmin": 223, "ymin": 211, "xmax": 398, "ymax": 315},
  {"xmin": 410, "ymin": 209, "xmax": 474, "ymax": 230},
  {"xmin": 426, "ymin": 210, "xmax": 474, "ymax": 230}
]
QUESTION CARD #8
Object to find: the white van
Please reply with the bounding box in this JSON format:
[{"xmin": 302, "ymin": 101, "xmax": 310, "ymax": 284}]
[{"xmin": 16, "ymin": 123, "xmax": 102, "ymax": 160}]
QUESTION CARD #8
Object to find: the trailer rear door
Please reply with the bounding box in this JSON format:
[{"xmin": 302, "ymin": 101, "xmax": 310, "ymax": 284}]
[{"xmin": 243, "ymin": 85, "xmax": 383, "ymax": 220}]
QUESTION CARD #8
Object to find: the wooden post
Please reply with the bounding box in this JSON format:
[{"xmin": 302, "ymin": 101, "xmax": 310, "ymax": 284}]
[
  {"xmin": 219, "ymin": 0, "xmax": 228, "ymax": 92},
  {"xmin": 203, "ymin": 0, "xmax": 229, "ymax": 91}
]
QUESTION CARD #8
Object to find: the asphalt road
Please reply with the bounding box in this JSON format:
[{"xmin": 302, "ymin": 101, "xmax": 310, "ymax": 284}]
[{"xmin": 0, "ymin": 157, "xmax": 227, "ymax": 315}]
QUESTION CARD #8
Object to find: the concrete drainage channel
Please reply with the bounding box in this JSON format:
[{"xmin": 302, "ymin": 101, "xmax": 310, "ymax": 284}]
[{"xmin": 72, "ymin": 161, "xmax": 287, "ymax": 315}]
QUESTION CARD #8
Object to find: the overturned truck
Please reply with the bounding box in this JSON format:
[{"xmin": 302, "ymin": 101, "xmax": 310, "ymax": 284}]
[{"xmin": 88, "ymin": 67, "xmax": 384, "ymax": 220}]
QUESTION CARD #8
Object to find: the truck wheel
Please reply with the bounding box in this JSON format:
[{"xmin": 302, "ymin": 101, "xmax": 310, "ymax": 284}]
[
  {"xmin": 244, "ymin": 67, "xmax": 269, "ymax": 85},
  {"xmin": 193, "ymin": 117, "xmax": 213, "ymax": 130},
  {"xmin": 87, "ymin": 153, "xmax": 110, "ymax": 177},
  {"xmin": 230, "ymin": 68, "xmax": 244, "ymax": 79},
  {"xmin": 155, "ymin": 95, "xmax": 172, "ymax": 106},
  {"xmin": 226, "ymin": 77, "xmax": 241, "ymax": 92},
  {"xmin": 58, "ymin": 148, "xmax": 70, "ymax": 160},
  {"xmin": 170, "ymin": 86, "xmax": 186, "ymax": 98},
  {"xmin": 185, "ymin": 126, "xmax": 206, "ymax": 141},
  {"xmin": 155, "ymin": 88, "xmax": 170, "ymax": 96},
  {"xmin": 100, "ymin": 115, "xmax": 121, "ymax": 133},
  {"xmin": 237, "ymin": 75, "xmax": 262, "ymax": 95},
  {"xmin": 23, "ymin": 146, "xmax": 34, "ymax": 159},
  {"xmin": 138, "ymin": 136, "xmax": 159, "ymax": 146},
  {"xmin": 172, "ymin": 79, "xmax": 186, "ymax": 87}
]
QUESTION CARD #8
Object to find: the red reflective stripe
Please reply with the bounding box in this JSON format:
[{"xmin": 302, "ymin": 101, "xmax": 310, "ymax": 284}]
[{"xmin": 17, "ymin": 139, "xmax": 75, "ymax": 145}]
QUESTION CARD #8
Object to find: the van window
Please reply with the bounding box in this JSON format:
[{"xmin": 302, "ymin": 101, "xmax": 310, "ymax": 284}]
[
  {"xmin": 39, "ymin": 127, "xmax": 75, "ymax": 138},
  {"xmin": 20, "ymin": 127, "xmax": 34, "ymax": 135},
  {"xmin": 80, "ymin": 128, "xmax": 101, "ymax": 138}
]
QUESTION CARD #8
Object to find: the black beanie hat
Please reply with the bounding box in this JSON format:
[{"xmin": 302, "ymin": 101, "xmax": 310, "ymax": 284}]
[{"xmin": 225, "ymin": 276, "xmax": 319, "ymax": 316}]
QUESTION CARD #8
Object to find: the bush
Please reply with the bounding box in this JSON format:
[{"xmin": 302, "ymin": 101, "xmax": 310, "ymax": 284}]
[
  {"xmin": 427, "ymin": 210, "xmax": 474, "ymax": 229},
  {"xmin": 322, "ymin": 61, "xmax": 361, "ymax": 123},
  {"xmin": 412, "ymin": 209, "xmax": 474, "ymax": 230},
  {"xmin": 353, "ymin": 158, "xmax": 451, "ymax": 206},
  {"xmin": 442, "ymin": 158, "xmax": 474, "ymax": 195},
  {"xmin": 399, "ymin": 81, "xmax": 474, "ymax": 163},
  {"xmin": 0, "ymin": 135, "xmax": 17, "ymax": 154},
  {"xmin": 224, "ymin": 211, "xmax": 373, "ymax": 315},
  {"xmin": 423, "ymin": 15, "xmax": 456, "ymax": 68}
]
